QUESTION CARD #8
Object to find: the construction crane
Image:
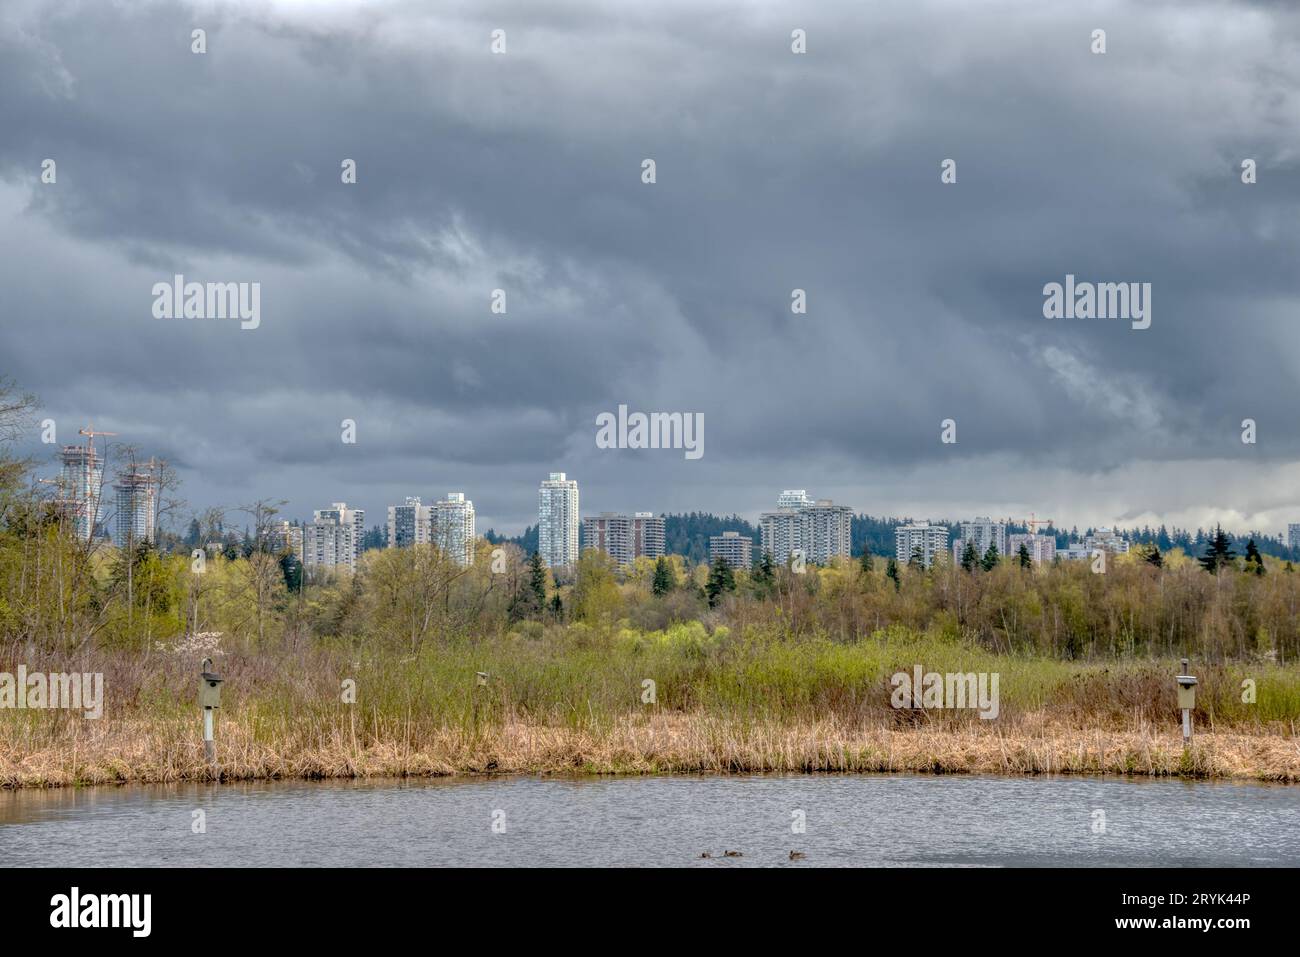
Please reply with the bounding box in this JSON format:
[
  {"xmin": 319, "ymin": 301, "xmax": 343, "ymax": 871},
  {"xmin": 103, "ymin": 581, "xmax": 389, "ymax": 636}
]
[
  {"xmin": 78, "ymin": 423, "xmax": 117, "ymax": 447},
  {"xmin": 1024, "ymin": 513, "xmax": 1054, "ymax": 536}
]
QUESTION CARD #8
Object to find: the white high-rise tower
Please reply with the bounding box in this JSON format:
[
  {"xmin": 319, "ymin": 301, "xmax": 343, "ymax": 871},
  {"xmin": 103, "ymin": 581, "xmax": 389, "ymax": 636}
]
[{"xmin": 538, "ymin": 472, "xmax": 579, "ymax": 568}]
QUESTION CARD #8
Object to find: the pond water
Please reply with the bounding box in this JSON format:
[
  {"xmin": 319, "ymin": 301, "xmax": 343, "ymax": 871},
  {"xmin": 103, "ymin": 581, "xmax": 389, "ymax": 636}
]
[{"xmin": 2, "ymin": 773, "xmax": 1297, "ymax": 867}]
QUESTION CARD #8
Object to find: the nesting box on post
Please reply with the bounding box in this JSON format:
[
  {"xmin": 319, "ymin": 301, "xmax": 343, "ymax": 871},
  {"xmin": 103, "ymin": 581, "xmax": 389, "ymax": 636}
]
[
  {"xmin": 1175, "ymin": 658, "xmax": 1197, "ymax": 744},
  {"xmin": 200, "ymin": 657, "xmax": 223, "ymax": 766}
]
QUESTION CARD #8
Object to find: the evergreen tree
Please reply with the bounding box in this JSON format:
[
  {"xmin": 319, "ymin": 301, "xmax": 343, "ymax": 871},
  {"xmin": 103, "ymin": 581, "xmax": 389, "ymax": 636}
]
[
  {"xmin": 886, "ymin": 557, "xmax": 901, "ymax": 590},
  {"xmin": 1245, "ymin": 538, "xmax": 1266, "ymax": 576},
  {"xmin": 652, "ymin": 556, "xmax": 676, "ymax": 596},
  {"xmin": 705, "ymin": 556, "xmax": 736, "ymax": 608},
  {"xmin": 1144, "ymin": 544, "xmax": 1163, "ymax": 568},
  {"xmin": 980, "ymin": 542, "xmax": 999, "ymax": 572},
  {"xmin": 859, "ymin": 549, "xmax": 874, "ymax": 574},
  {"xmin": 908, "ymin": 545, "xmax": 924, "ymax": 569},
  {"xmin": 1017, "ymin": 543, "xmax": 1032, "ymax": 569},
  {"xmin": 549, "ymin": 592, "xmax": 563, "ymax": 620},
  {"xmin": 528, "ymin": 552, "xmax": 547, "ymax": 598},
  {"xmin": 1199, "ymin": 524, "xmax": 1236, "ymax": 574},
  {"xmin": 279, "ymin": 552, "xmax": 302, "ymax": 592},
  {"xmin": 960, "ymin": 541, "xmax": 979, "ymax": 572},
  {"xmin": 506, "ymin": 552, "xmax": 546, "ymax": 622}
]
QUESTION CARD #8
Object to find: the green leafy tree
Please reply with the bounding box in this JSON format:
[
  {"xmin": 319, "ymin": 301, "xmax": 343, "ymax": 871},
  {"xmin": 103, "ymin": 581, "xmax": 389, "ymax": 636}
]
[
  {"xmin": 705, "ymin": 556, "xmax": 736, "ymax": 608},
  {"xmin": 573, "ymin": 549, "xmax": 621, "ymax": 626}
]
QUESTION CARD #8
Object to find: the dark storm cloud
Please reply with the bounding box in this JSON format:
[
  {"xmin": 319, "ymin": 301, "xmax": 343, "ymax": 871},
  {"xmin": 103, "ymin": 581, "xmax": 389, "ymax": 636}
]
[{"xmin": 2, "ymin": 0, "xmax": 1300, "ymax": 532}]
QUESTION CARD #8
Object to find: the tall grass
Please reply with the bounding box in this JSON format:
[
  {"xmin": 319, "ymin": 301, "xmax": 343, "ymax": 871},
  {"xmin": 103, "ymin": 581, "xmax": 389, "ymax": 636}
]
[{"xmin": 3, "ymin": 625, "xmax": 1299, "ymax": 787}]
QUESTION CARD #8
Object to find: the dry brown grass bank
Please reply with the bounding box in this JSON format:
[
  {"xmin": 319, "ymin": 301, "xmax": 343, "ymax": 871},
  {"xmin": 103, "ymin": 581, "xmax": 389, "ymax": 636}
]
[{"xmin": 3, "ymin": 710, "xmax": 1298, "ymax": 788}]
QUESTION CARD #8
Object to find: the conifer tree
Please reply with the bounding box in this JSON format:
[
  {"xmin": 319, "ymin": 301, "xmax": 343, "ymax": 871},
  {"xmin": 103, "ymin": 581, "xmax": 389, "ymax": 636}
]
[
  {"xmin": 527, "ymin": 552, "xmax": 548, "ymax": 611},
  {"xmin": 960, "ymin": 541, "xmax": 978, "ymax": 572},
  {"xmin": 652, "ymin": 555, "xmax": 676, "ymax": 595},
  {"xmin": 706, "ymin": 556, "xmax": 736, "ymax": 607},
  {"xmin": 1199, "ymin": 525, "xmax": 1236, "ymax": 574},
  {"xmin": 1244, "ymin": 539, "xmax": 1265, "ymax": 575},
  {"xmin": 980, "ymin": 542, "xmax": 999, "ymax": 571}
]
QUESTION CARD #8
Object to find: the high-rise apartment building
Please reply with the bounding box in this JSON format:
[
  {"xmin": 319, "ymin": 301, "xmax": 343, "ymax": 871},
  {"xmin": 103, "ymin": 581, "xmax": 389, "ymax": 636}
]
[
  {"xmin": 951, "ymin": 517, "xmax": 1007, "ymax": 563},
  {"xmin": 113, "ymin": 465, "xmax": 157, "ymax": 547},
  {"xmin": 1064, "ymin": 527, "xmax": 1130, "ymax": 560},
  {"xmin": 304, "ymin": 502, "xmax": 365, "ymax": 571},
  {"xmin": 895, "ymin": 522, "xmax": 950, "ymax": 568},
  {"xmin": 387, "ymin": 497, "xmax": 432, "ymax": 549},
  {"xmin": 760, "ymin": 494, "xmax": 852, "ymax": 566},
  {"xmin": 1006, "ymin": 532, "xmax": 1056, "ymax": 565},
  {"xmin": 1288, "ymin": 524, "xmax": 1300, "ymax": 551},
  {"xmin": 777, "ymin": 489, "xmax": 813, "ymax": 510},
  {"xmin": 433, "ymin": 492, "xmax": 476, "ymax": 566},
  {"xmin": 801, "ymin": 499, "xmax": 853, "ymax": 563},
  {"xmin": 581, "ymin": 512, "xmax": 664, "ymax": 566},
  {"xmin": 538, "ymin": 472, "xmax": 579, "ymax": 568},
  {"xmin": 709, "ymin": 530, "xmax": 753, "ymax": 569}
]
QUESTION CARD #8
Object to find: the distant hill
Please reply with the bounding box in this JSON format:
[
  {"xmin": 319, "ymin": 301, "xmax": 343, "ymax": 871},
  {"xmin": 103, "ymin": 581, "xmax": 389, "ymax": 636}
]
[{"xmin": 485, "ymin": 524, "xmax": 539, "ymax": 555}]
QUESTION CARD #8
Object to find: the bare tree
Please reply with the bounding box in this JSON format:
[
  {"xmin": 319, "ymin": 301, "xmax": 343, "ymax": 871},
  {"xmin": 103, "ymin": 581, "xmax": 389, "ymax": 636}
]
[{"xmin": 237, "ymin": 498, "xmax": 289, "ymax": 646}]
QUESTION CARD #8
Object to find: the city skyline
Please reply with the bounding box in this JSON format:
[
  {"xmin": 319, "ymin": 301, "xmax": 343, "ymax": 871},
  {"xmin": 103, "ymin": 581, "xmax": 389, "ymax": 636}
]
[{"xmin": 29, "ymin": 434, "xmax": 1300, "ymax": 550}]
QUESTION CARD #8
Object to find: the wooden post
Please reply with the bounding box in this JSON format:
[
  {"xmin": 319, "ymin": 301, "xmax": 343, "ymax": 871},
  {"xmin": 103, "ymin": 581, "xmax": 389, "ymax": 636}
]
[{"xmin": 203, "ymin": 707, "xmax": 216, "ymax": 765}]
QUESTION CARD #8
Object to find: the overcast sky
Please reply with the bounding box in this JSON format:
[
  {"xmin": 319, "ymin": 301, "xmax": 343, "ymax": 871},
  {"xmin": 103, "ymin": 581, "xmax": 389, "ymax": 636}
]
[{"xmin": 2, "ymin": 0, "xmax": 1299, "ymax": 536}]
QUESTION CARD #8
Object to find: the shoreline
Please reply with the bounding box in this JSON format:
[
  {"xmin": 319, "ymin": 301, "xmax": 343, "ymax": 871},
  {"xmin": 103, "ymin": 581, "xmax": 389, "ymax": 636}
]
[{"xmin": 4, "ymin": 713, "xmax": 1298, "ymax": 789}]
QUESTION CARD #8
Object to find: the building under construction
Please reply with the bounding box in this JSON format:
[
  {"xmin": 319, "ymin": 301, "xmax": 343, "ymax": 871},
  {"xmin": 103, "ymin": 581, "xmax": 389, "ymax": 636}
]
[
  {"xmin": 114, "ymin": 463, "xmax": 158, "ymax": 547},
  {"xmin": 57, "ymin": 441, "xmax": 105, "ymax": 541}
]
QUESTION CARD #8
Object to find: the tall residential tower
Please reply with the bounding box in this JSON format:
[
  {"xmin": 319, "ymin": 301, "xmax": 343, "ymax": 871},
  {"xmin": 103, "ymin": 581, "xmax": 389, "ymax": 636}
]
[{"xmin": 538, "ymin": 472, "xmax": 579, "ymax": 568}]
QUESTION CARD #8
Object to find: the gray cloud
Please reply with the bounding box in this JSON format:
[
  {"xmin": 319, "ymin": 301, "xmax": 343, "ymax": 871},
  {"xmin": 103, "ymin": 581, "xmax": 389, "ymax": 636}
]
[{"xmin": 2, "ymin": 0, "xmax": 1300, "ymax": 534}]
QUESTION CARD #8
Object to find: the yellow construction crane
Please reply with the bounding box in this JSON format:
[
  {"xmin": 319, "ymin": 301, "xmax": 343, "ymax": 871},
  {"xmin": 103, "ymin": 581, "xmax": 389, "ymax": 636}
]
[
  {"xmin": 78, "ymin": 423, "xmax": 117, "ymax": 446},
  {"xmin": 1025, "ymin": 513, "xmax": 1054, "ymax": 535}
]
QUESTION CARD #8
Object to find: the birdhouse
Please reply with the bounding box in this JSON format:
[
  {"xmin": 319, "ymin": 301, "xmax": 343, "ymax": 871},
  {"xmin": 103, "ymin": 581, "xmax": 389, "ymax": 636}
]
[
  {"xmin": 200, "ymin": 658, "xmax": 223, "ymax": 709},
  {"xmin": 1175, "ymin": 673, "xmax": 1197, "ymax": 711}
]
